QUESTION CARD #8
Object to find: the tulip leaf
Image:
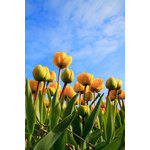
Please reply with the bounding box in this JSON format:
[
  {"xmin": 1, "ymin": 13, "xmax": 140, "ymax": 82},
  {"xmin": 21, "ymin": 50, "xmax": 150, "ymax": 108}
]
[
  {"xmin": 33, "ymin": 111, "xmax": 76, "ymax": 150},
  {"xmin": 72, "ymin": 115, "xmax": 83, "ymax": 145},
  {"xmin": 115, "ymin": 112, "xmax": 122, "ymax": 129},
  {"xmin": 61, "ymin": 95, "xmax": 65, "ymax": 110},
  {"xmin": 49, "ymin": 90, "xmax": 61, "ymax": 130},
  {"xmin": 82, "ymin": 93, "xmax": 103, "ymax": 140},
  {"xmin": 119, "ymin": 109, "xmax": 125, "ymax": 125},
  {"xmin": 47, "ymin": 88, "xmax": 52, "ymax": 107},
  {"xmin": 86, "ymin": 129, "xmax": 102, "ymax": 145},
  {"xmin": 35, "ymin": 96, "xmax": 40, "ymax": 123},
  {"xmin": 121, "ymin": 99, "xmax": 125, "ymax": 112},
  {"xmin": 100, "ymin": 124, "xmax": 125, "ymax": 150},
  {"xmin": 53, "ymin": 131, "xmax": 68, "ymax": 150},
  {"xmin": 39, "ymin": 91, "xmax": 48, "ymax": 124},
  {"xmin": 103, "ymin": 97, "xmax": 115, "ymax": 144},
  {"xmin": 67, "ymin": 132, "xmax": 78, "ymax": 149},
  {"xmin": 25, "ymin": 78, "xmax": 36, "ymax": 149},
  {"xmin": 63, "ymin": 94, "xmax": 79, "ymax": 119}
]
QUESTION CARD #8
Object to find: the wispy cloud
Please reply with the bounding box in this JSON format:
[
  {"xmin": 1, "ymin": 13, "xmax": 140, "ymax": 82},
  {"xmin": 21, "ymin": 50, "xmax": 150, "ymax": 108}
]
[{"xmin": 25, "ymin": 0, "xmax": 125, "ymax": 92}]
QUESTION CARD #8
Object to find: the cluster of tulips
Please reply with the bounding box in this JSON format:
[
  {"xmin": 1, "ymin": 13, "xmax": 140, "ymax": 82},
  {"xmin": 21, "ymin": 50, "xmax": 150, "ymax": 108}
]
[{"xmin": 25, "ymin": 52, "xmax": 125, "ymax": 150}]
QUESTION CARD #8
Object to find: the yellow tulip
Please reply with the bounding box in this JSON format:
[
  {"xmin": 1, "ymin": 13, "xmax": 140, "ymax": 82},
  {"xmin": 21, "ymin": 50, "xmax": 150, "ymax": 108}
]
[
  {"xmin": 49, "ymin": 71, "xmax": 56, "ymax": 82},
  {"xmin": 119, "ymin": 91, "xmax": 125, "ymax": 99},
  {"xmin": 73, "ymin": 82, "xmax": 84, "ymax": 93},
  {"xmin": 106, "ymin": 77, "xmax": 117, "ymax": 90},
  {"xmin": 116, "ymin": 79, "xmax": 122, "ymax": 90},
  {"xmin": 25, "ymin": 80, "xmax": 43, "ymax": 94},
  {"xmin": 45, "ymin": 99, "xmax": 49, "ymax": 107},
  {"xmin": 63, "ymin": 86, "xmax": 75, "ymax": 99},
  {"xmin": 105, "ymin": 90, "xmax": 116, "ymax": 100},
  {"xmin": 78, "ymin": 105, "xmax": 90, "ymax": 117},
  {"xmin": 49, "ymin": 82, "xmax": 61, "ymax": 96},
  {"xmin": 77, "ymin": 73, "xmax": 94, "ymax": 85},
  {"xmin": 85, "ymin": 91, "xmax": 93, "ymax": 101},
  {"xmin": 75, "ymin": 98, "xmax": 79, "ymax": 105},
  {"xmin": 61, "ymin": 68, "xmax": 74, "ymax": 83},
  {"xmin": 49, "ymin": 82, "xmax": 61, "ymax": 90},
  {"xmin": 89, "ymin": 78, "xmax": 104, "ymax": 93},
  {"xmin": 32, "ymin": 65, "xmax": 50, "ymax": 81},
  {"xmin": 53, "ymin": 52, "xmax": 72, "ymax": 69}
]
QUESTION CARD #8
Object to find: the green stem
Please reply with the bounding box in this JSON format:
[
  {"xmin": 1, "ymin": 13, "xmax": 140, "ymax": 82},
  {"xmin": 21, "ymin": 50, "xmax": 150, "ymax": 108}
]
[
  {"xmin": 27, "ymin": 134, "xmax": 32, "ymax": 150},
  {"xmin": 59, "ymin": 82, "xmax": 67, "ymax": 102},
  {"xmin": 57, "ymin": 68, "xmax": 62, "ymax": 90}
]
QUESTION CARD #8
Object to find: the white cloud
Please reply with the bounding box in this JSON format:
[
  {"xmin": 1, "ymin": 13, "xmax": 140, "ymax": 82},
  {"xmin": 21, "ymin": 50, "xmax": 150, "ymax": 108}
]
[{"xmin": 26, "ymin": 0, "xmax": 125, "ymax": 65}]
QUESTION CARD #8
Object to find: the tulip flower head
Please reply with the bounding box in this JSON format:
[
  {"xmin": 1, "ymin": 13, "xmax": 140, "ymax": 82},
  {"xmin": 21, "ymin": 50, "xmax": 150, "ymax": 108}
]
[
  {"xmin": 49, "ymin": 82, "xmax": 61, "ymax": 96},
  {"xmin": 119, "ymin": 91, "xmax": 125, "ymax": 99},
  {"xmin": 105, "ymin": 90, "xmax": 116, "ymax": 101},
  {"xmin": 77, "ymin": 73, "xmax": 94, "ymax": 86},
  {"xmin": 85, "ymin": 91, "xmax": 93, "ymax": 101},
  {"xmin": 25, "ymin": 80, "xmax": 43, "ymax": 94},
  {"xmin": 63, "ymin": 86, "xmax": 75, "ymax": 99},
  {"xmin": 89, "ymin": 78, "xmax": 104, "ymax": 93},
  {"xmin": 73, "ymin": 82, "xmax": 84, "ymax": 93},
  {"xmin": 116, "ymin": 79, "xmax": 122, "ymax": 90},
  {"xmin": 45, "ymin": 99, "xmax": 49, "ymax": 107},
  {"xmin": 78, "ymin": 105, "xmax": 90, "ymax": 117},
  {"xmin": 49, "ymin": 71, "xmax": 56, "ymax": 82},
  {"xmin": 106, "ymin": 77, "xmax": 117, "ymax": 90},
  {"xmin": 61, "ymin": 68, "xmax": 74, "ymax": 83},
  {"xmin": 32, "ymin": 65, "xmax": 51, "ymax": 81},
  {"xmin": 53, "ymin": 52, "xmax": 72, "ymax": 69}
]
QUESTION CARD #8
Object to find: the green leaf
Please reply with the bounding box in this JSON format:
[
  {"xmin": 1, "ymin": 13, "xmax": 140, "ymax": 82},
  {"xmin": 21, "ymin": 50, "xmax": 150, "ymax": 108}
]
[
  {"xmin": 49, "ymin": 90, "xmax": 61, "ymax": 130},
  {"xmin": 86, "ymin": 129, "xmax": 102, "ymax": 145},
  {"xmin": 35, "ymin": 96, "xmax": 40, "ymax": 123},
  {"xmin": 119, "ymin": 110, "xmax": 125, "ymax": 125},
  {"xmin": 121, "ymin": 99, "xmax": 125, "ymax": 112},
  {"xmin": 47, "ymin": 88, "xmax": 52, "ymax": 108},
  {"xmin": 101, "ymin": 124, "xmax": 125, "ymax": 150},
  {"xmin": 63, "ymin": 94, "xmax": 79, "ymax": 119},
  {"xmin": 115, "ymin": 112, "xmax": 122, "ymax": 129},
  {"xmin": 103, "ymin": 97, "xmax": 115, "ymax": 144},
  {"xmin": 95, "ymin": 142, "xmax": 106, "ymax": 150},
  {"xmin": 53, "ymin": 131, "xmax": 68, "ymax": 150},
  {"xmin": 67, "ymin": 132, "xmax": 78, "ymax": 149},
  {"xmin": 25, "ymin": 78, "xmax": 36, "ymax": 150},
  {"xmin": 72, "ymin": 115, "xmax": 83, "ymax": 145},
  {"xmin": 39, "ymin": 91, "xmax": 48, "ymax": 124},
  {"xmin": 82, "ymin": 93, "xmax": 103, "ymax": 140},
  {"xmin": 61, "ymin": 95, "xmax": 65, "ymax": 110},
  {"xmin": 25, "ymin": 78, "xmax": 35, "ymax": 135},
  {"xmin": 33, "ymin": 111, "xmax": 76, "ymax": 150}
]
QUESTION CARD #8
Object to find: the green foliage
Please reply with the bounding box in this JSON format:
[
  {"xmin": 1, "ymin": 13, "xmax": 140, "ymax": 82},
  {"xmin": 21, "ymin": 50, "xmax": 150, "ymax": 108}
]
[{"xmin": 33, "ymin": 111, "xmax": 76, "ymax": 150}]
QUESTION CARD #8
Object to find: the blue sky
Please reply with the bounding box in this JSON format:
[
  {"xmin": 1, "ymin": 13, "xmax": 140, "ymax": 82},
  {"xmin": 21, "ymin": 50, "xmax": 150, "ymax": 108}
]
[{"xmin": 25, "ymin": 0, "xmax": 125, "ymax": 99}]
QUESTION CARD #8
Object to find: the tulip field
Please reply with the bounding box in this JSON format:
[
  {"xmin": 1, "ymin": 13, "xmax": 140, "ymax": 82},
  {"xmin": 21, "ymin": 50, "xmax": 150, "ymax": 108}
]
[{"xmin": 25, "ymin": 52, "xmax": 125, "ymax": 150}]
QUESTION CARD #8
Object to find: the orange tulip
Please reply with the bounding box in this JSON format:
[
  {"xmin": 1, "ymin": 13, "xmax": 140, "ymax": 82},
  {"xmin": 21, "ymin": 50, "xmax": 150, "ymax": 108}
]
[
  {"xmin": 77, "ymin": 73, "xmax": 94, "ymax": 85},
  {"xmin": 49, "ymin": 71, "xmax": 56, "ymax": 82},
  {"xmin": 89, "ymin": 78, "xmax": 104, "ymax": 93},
  {"xmin": 73, "ymin": 82, "xmax": 84, "ymax": 93},
  {"xmin": 63, "ymin": 86, "xmax": 75, "ymax": 99},
  {"xmin": 53, "ymin": 52, "xmax": 72, "ymax": 69}
]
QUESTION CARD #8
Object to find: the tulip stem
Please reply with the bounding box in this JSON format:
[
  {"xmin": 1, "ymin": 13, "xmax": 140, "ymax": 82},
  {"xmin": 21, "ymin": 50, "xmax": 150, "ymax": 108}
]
[
  {"xmin": 46, "ymin": 81, "xmax": 50, "ymax": 88},
  {"xmin": 90, "ymin": 93, "xmax": 100, "ymax": 106},
  {"xmin": 94, "ymin": 91, "xmax": 96, "ymax": 106},
  {"xmin": 57, "ymin": 68, "xmax": 62, "ymax": 90},
  {"xmin": 117, "ymin": 93, "xmax": 122, "ymax": 108},
  {"xmin": 59, "ymin": 82, "xmax": 67, "ymax": 102},
  {"xmin": 79, "ymin": 92, "xmax": 81, "ymax": 105},
  {"xmin": 34, "ymin": 81, "xmax": 41, "ymax": 106},
  {"xmin": 83, "ymin": 85, "xmax": 87, "ymax": 105},
  {"xmin": 106, "ymin": 89, "xmax": 110, "ymax": 106}
]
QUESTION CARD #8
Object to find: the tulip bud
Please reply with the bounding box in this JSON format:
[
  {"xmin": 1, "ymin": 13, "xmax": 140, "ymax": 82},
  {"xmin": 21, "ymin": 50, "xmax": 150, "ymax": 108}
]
[
  {"xmin": 49, "ymin": 71, "xmax": 56, "ymax": 82},
  {"xmin": 49, "ymin": 87, "xmax": 56, "ymax": 96},
  {"xmin": 85, "ymin": 91, "xmax": 93, "ymax": 101},
  {"xmin": 78, "ymin": 105, "xmax": 90, "ymax": 117},
  {"xmin": 105, "ymin": 77, "xmax": 117, "ymax": 90},
  {"xmin": 43, "ymin": 67, "xmax": 51, "ymax": 81},
  {"xmin": 32, "ymin": 64, "xmax": 47, "ymax": 81},
  {"xmin": 116, "ymin": 79, "xmax": 122, "ymax": 90},
  {"xmin": 61, "ymin": 68, "xmax": 74, "ymax": 83}
]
